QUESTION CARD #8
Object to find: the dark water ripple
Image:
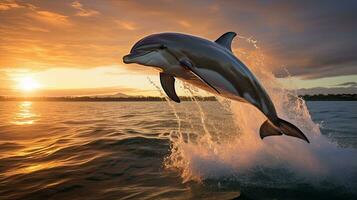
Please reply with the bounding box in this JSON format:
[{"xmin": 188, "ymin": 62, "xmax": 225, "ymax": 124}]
[{"xmin": 0, "ymin": 101, "xmax": 356, "ymax": 199}]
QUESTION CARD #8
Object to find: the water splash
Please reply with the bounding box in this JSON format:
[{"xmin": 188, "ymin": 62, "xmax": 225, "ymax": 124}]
[
  {"xmin": 147, "ymin": 77, "xmax": 183, "ymax": 136},
  {"xmin": 161, "ymin": 36, "xmax": 357, "ymax": 190}
]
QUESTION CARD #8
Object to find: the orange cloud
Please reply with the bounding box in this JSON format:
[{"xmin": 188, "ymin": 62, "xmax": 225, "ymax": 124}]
[
  {"xmin": 71, "ymin": 1, "xmax": 99, "ymax": 17},
  {"xmin": 29, "ymin": 10, "xmax": 71, "ymax": 26},
  {"xmin": 0, "ymin": 0, "xmax": 37, "ymax": 11},
  {"xmin": 115, "ymin": 20, "xmax": 138, "ymax": 31},
  {"xmin": 0, "ymin": 1, "xmax": 71, "ymax": 27},
  {"xmin": 177, "ymin": 20, "xmax": 192, "ymax": 28},
  {"xmin": 0, "ymin": 1, "xmax": 22, "ymax": 10},
  {"xmin": 0, "ymin": 0, "xmax": 355, "ymax": 93},
  {"xmin": 24, "ymin": 26, "xmax": 50, "ymax": 33}
]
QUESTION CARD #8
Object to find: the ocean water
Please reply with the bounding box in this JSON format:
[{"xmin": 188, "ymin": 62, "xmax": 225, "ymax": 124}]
[{"xmin": 0, "ymin": 101, "xmax": 356, "ymax": 200}]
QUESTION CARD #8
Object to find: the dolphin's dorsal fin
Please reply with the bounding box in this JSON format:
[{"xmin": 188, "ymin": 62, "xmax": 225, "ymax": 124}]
[
  {"xmin": 215, "ymin": 32, "xmax": 237, "ymax": 52},
  {"xmin": 159, "ymin": 72, "xmax": 180, "ymax": 103}
]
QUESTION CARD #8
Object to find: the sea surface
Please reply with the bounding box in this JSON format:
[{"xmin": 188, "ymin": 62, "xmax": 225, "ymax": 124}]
[{"xmin": 0, "ymin": 101, "xmax": 356, "ymax": 200}]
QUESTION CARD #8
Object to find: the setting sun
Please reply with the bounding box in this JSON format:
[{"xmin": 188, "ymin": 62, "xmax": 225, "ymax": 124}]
[{"xmin": 17, "ymin": 77, "xmax": 41, "ymax": 92}]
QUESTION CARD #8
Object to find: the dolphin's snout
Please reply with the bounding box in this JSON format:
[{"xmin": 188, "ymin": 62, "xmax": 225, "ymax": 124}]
[
  {"xmin": 123, "ymin": 50, "xmax": 152, "ymax": 64},
  {"xmin": 123, "ymin": 54, "xmax": 133, "ymax": 64}
]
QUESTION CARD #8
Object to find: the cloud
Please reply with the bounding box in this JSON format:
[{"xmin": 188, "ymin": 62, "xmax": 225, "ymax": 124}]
[
  {"xmin": 0, "ymin": 0, "xmax": 356, "ymax": 80},
  {"xmin": 177, "ymin": 20, "xmax": 192, "ymax": 28},
  {"xmin": 0, "ymin": 1, "xmax": 22, "ymax": 10},
  {"xmin": 24, "ymin": 26, "xmax": 50, "ymax": 33},
  {"xmin": 29, "ymin": 10, "xmax": 71, "ymax": 26},
  {"xmin": 336, "ymin": 82, "xmax": 357, "ymax": 87},
  {"xmin": 0, "ymin": 0, "xmax": 37, "ymax": 11},
  {"xmin": 0, "ymin": 1, "xmax": 71, "ymax": 27},
  {"xmin": 246, "ymin": 1, "xmax": 357, "ymax": 79},
  {"xmin": 71, "ymin": 1, "xmax": 99, "ymax": 17},
  {"xmin": 115, "ymin": 20, "xmax": 138, "ymax": 31}
]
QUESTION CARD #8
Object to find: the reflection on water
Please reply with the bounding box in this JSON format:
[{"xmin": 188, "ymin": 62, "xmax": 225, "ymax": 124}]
[{"xmin": 11, "ymin": 101, "xmax": 39, "ymax": 125}]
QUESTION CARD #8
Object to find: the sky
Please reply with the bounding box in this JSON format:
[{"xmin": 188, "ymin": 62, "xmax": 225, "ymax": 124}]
[{"xmin": 0, "ymin": 0, "xmax": 356, "ymax": 96}]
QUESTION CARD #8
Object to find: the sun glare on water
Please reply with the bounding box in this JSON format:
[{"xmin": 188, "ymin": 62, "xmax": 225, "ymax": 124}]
[{"xmin": 17, "ymin": 77, "xmax": 41, "ymax": 92}]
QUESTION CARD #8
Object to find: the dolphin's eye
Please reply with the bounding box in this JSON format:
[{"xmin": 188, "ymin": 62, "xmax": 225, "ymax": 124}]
[{"xmin": 159, "ymin": 45, "xmax": 166, "ymax": 50}]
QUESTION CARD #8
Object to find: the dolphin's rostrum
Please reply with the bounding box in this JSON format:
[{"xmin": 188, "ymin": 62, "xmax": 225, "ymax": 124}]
[{"xmin": 123, "ymin": 32, "xmax": 309, "ymax": 143}]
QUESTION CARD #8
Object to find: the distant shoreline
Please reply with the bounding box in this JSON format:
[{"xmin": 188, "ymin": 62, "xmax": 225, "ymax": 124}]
[
  {"xmin": 0, "ymin": 94, "xmax": 356, "ymax": 102},
  {"xmin": 300, "ymin": 94, "xmax": 357, "ymax": 101},
  {"xmin": 0, "ymin": 96, "xmax": 216, "ymax": 102}
]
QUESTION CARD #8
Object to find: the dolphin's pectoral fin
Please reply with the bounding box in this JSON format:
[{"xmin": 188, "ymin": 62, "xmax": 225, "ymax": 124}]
[
  {"xmin": 215, "ymin": 32, "xmax": 237, "ymax": 52},
  {"xmin": 179, "ymin": 59, "xmax": 220, "ymax": 94},
  {"xmin": 159, "ymin": 72, "xmax": 180, "ymax": 103}
]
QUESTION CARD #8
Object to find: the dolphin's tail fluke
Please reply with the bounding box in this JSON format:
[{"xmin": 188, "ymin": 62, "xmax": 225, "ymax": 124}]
[{"xmin": 259, "ymin": 118, "xmax": 310, "ymax": 143}]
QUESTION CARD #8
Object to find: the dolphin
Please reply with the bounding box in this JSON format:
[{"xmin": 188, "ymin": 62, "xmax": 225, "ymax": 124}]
[{"xmin": 123, "ymin": 32, "xmax": 309, "ymax": 143}]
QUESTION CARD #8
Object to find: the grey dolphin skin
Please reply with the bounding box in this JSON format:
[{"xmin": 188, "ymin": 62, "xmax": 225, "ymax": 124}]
[{"xmin": 123, "ymin": 32, "xmax": 309, "ymax": 143}]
